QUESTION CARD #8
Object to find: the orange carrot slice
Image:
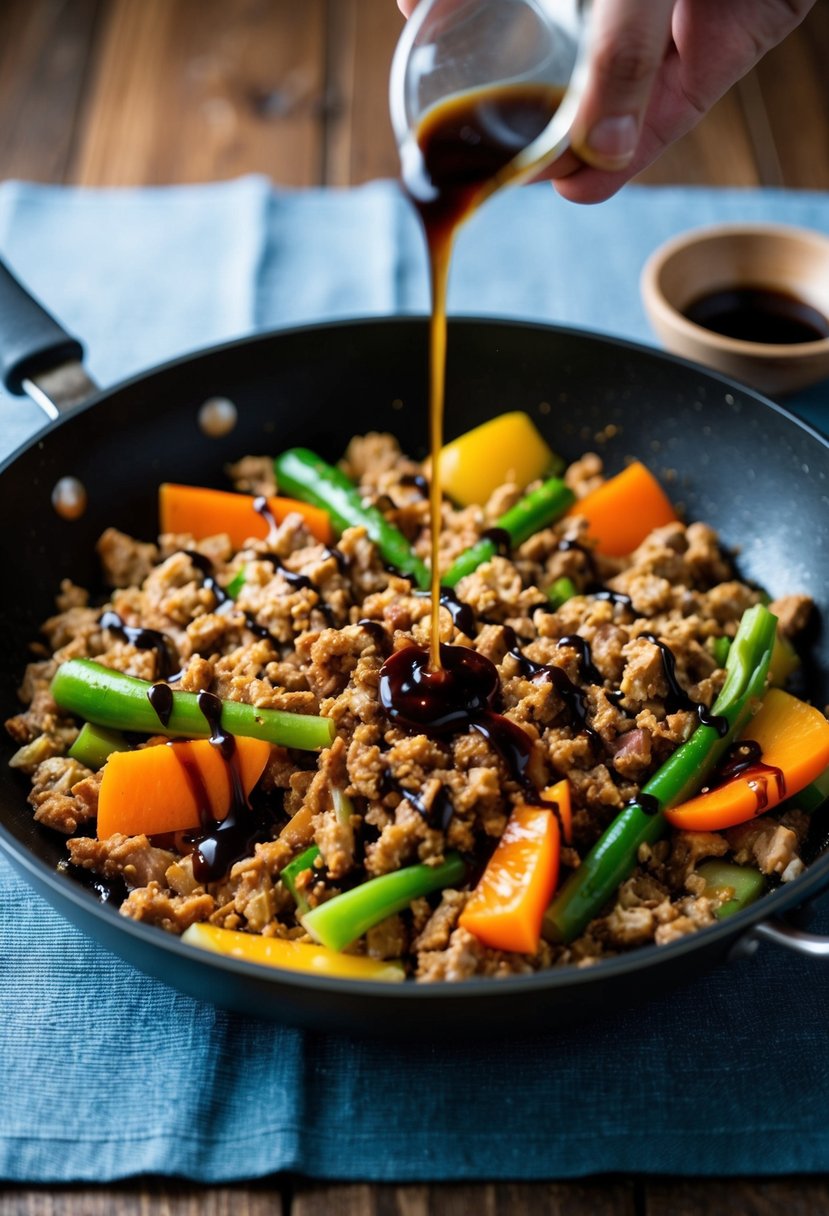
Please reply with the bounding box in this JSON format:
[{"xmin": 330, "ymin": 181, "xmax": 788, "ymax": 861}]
[
  {"xmin": 459, "ymin": 780, "xmax": 570, "ymax": 954},
  {"xmin": 664, "ymin": 689, "xmax": 829, "ymax": 833},
  {"xmin": 569, "ymin": 461, "xmax": 677, "ymax": 557},
  {"xmin": 97, "ymin": 736, "xmax": 271, "ymax": 839},
  {"xmin": 545, "ymin": 777, "xmax": 572, "ymax": 844},
  {"xmin": 158, "ymin": 483, "xmax": 332, "ymax": 546}
]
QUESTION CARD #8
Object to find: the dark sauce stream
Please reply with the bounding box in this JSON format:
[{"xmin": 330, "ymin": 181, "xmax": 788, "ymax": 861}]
[{"xmin": 401, "ymin": 81, "xmax": 565, "ymax": 670}]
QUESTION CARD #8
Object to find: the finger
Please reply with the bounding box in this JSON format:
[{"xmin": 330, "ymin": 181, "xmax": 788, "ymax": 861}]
[
  {"xmin": 397, "ymin": 0, "xmax": 418, "ymax": 14},
  {"xmin": 569, "ymin": 0, "xmax": 675, "ymax": 172}
]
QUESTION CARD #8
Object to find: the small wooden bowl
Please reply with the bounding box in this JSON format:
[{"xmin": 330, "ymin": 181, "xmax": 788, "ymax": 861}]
[{"xmin": 641, "ymin": 223, "xmax": 829, "ymax": 395}]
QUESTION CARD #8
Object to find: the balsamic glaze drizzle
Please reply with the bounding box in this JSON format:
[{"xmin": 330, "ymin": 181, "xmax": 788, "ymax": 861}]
[
  {"xmin": 557, "ymin": 538, "xmax": 599, "ymax": 581},
  {"xmin": 379, "ymin": 642, "xmax": 541, "ymax": 794},
  {"xmin": 639, "ymin": 631, "xmax": 728, "ymax": 735},
  {"xmin": 99, "ymin": 610, "xmax": 178, "ymax": 679},
  {"xmin": 502, "ymin": 626, "xmax": 598, "ymax": 742},
  {"xmin": 635, "ymin": 792, "xmax": 661, "ymax": 816},
  {"xmin": 187, "ymin": 690, "xmax": 264, "ymax": 883},
  {"xmin": 358, "ymin": 618, "xmax": 392, "ymax": 651},
  {"xmin": 639, "ymin": 632, "xmax": 695, "ymax": 715},
  {"xmin": 717, "ymin": 739, "xmax": 763, "ymax": 781},
  {"xmin": 606, "ymin": 689, "xmax": 634, "ymax": 717},
  {"xmin": 592, "ymin": 589, "xmax": 634, "ymax": 610},
  {"xmin": 557, "ymin": 634, "xmax": 603, "ymax": 686},
  {"xmin": 382, "ymin": 771, "xmax": 455, "ymax": 832},
  {"xmin": 481, "ymin": 526, "xmax": 512, "ymax": 557},
  {"xmin": 710, "ymin": 739, "xmax": 787, "ymax": 810},
  {"xmin": 259, "ymin": 553, "xmax": 336, "ymax": 626},
  {"xmin": 182, "ymin": 548, "xmax": 272, "ymax": 640},
  {"xmin": 399, "ymin": 472, "xmax": 431, "ymax": 498},
  {"xmin": 320, "ymin": 545, "xmax": 350, "ymax": 573},
  {"xmin": 414, "ymin": 587, "xmax": 476, "ymax": 637},
  {"xmin": 147, "ymin": 681, "xmax": 174, "ymax": 727},
  {"xmin": 253, "ymin": 495, "xmax": 279, "ymax": 543}
]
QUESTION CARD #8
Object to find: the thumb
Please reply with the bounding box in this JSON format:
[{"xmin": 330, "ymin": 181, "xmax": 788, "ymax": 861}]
[{"xmin": 570, "ymin": 0, "xmax": 675, "ymax": 171}]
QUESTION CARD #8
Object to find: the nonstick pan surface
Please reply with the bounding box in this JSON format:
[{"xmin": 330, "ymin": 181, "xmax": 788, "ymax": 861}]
[{"xmin": 2, "ymin": 316, "xmax": 829, "ymax": 1035}]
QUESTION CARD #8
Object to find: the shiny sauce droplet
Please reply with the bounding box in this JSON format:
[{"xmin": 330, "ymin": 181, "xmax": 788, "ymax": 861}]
[{"xmin": 147, "ymin": 681, "xmax": 174, "ymax": 727}]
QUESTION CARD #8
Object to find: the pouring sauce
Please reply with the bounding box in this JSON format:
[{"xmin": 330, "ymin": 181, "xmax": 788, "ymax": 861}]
[{"xmin": 400, "ymin": 82, "xmax": 565, "ymax": 671}]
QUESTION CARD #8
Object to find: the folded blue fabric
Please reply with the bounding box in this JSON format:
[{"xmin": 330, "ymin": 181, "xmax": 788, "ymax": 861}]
[{"xmin": 1, "ymin": 177, "xmax": 829, "ymax": 1184}]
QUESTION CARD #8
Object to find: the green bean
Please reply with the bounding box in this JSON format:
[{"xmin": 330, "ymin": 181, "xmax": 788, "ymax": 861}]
[
  {"xmin": 543, "ymin": 604, "xmax": 777, "ymax": 945},
  {"xmin": 442, "ymin": 477, "xmax": 575, "ymax": 588},
  {"xmin": 546, "ymin": 576, "xmax": 578, "ymax": 610},
  {"xmin": 275, "ymin": 447, "xmax": 429, "ymax": 588},
  {"xmin": 52, "ymin": 658, "xmax": 334, "ymax": 751},
  {"xmin": 301, "ymin": 853, "xmax": 466, "ymax": 952},
  {"xmin": 68, "ymin": 722, "xmax": 130, "ymax": 770},
  {"xmin": 697, "ymin": 860, "xmax": 765, "ymax": 919},
  {"xmin": 280, "ymin": 845, "xmax": 321, "ymax": 915}
]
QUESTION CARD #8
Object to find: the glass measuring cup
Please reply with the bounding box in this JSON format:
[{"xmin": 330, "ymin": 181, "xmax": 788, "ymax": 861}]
[{"xmin": 390, "ymin": 0, "xmax": 593, "ymax": 200}]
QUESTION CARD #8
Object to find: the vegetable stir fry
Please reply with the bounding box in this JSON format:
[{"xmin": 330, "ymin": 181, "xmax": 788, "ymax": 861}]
[{"xmin": 6, "ymin": 412, "xmax": 829, "ymax": 981}]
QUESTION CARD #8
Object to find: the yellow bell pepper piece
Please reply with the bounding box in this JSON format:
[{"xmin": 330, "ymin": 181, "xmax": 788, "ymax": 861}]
[
  {"xmin": 434, "ymin": 411, "xmax": 556, "ymax": 507},
  {"xmin": 768, "ymin": 633, "xmax": 800, "ymax": 687},
  {"xmin": 182, "ymin": 923, "xmax": 405, "ymax": 982}
]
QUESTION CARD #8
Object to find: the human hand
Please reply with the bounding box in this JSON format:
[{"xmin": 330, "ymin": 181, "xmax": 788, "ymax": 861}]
[{"xmin": 395, "ymin": 0, "xmax": 816, "ymax": 203}]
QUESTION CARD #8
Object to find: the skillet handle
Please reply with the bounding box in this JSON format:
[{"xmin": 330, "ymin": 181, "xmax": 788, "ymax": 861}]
[
  {"xmin": 734, "ymin": 914, "xmax": 829, "ymax": 963},
  {"xmin": 0, "ymin": 260, "xmax": 98, "ymax": 418},
  {"xmin": 747, "ymin": 919, "xmax": 829, "ymax": 958}
]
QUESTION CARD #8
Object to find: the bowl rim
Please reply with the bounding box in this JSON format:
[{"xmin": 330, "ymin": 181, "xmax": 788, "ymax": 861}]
[{"xmin": 640, "ymin": 221, "xmax": 829, "ymax": 359}]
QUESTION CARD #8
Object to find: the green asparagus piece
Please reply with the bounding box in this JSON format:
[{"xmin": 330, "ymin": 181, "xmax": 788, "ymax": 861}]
[
  {"xmin": 546, "ymin": 576, "xmax": 578, "ymax": 610},
  {"xmin": 301, "ymin": 852, "xmax": 466, "ymax": 952},
  {"xmin": 225, "ymin": 567, "xmax": 247, "ymax": 599},
  {"xmin": 542, "ymin": 603, "xmax": 777, "ymax": 945},
  {"xmin": 275, "ymin": 447, "xmax": 429, "ymax": 589},
  {"xmin": 442, "ymin": 476, "xmax": 575, "ymax": 588},
  {"xmin": 281, "ymin": 845, "xmax": 321, "ymax": 915},
  {"xmin": 68, "ymin": 722, "xmax": 130, "ymax": 770},
  {"xmin": 711, "ymin": 636, "xmax": 732, "ymax": 668},
  {"xmin": 52, "ymin": 658, "xmax": 334, "ymax": 751},
  {"xmin": 697, "ymin": 860, "xmax": 766, "ymax": 919}
]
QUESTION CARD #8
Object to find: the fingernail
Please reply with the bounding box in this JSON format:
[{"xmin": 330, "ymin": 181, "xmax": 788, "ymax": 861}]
[{"xmin": 585, "ymin": 115, "xmax": 638, "ymax": 166}]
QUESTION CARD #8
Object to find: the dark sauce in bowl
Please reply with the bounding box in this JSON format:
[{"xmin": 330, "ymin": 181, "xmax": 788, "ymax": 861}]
[{"xmin": 683, "ymin": 286, "xmax": 829, "ymax": 345}]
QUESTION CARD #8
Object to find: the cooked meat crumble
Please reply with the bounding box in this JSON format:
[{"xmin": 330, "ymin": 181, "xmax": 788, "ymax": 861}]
[{"xmin": 5, "ymin": 436, "xmax": 821, "ymax": 981}]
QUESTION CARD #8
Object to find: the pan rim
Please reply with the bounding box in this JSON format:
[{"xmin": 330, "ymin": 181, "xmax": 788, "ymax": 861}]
[
  {"xmin": 3, "ymin": 812, "xmax": 828, "ymax": 1001},
  {"xmin": 2, "ymin": 312, "xmax": 828, "ymax": 474}
]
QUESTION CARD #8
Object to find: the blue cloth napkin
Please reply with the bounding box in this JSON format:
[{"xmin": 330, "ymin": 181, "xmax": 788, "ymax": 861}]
[{"xmin": 2, "ymin": 177, "xmax": 829, "ymax": 1184}]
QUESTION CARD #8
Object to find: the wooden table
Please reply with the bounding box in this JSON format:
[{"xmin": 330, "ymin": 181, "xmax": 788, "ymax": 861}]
[{"xmin": 1, "ymin": 1, "xmax": 828, "ymax": 1212}]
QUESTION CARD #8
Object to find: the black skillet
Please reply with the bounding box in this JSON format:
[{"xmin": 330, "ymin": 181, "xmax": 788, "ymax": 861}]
[{"xmin": 1, "ymin": 260, "xmax": 829, "ymax": 1036}]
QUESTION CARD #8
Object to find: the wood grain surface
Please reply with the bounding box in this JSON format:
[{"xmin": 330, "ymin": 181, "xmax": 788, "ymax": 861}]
[
  {"xmin": 0, "ymin": 0, "xmax": 826, "ymax": 190},
  {"xmin": 4, "ymin": 1176, "xmax": 829, "ymax": 1214},
  {"xmin": 0, "ymin": 0, "xmax": 827, "ymax": 1212}
]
